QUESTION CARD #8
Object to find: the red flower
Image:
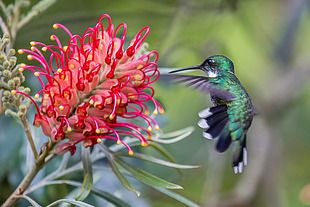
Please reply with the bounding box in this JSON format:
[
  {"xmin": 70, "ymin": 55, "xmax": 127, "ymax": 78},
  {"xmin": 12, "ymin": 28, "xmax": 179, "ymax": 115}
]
[{"xmin": 14, "ymin": 14, "xmax": 163, "ymax": 155}]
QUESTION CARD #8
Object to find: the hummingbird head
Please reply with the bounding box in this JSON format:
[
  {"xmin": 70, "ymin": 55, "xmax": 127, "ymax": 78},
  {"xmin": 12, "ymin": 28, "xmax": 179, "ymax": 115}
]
[
  {"xmin": 202, "ymin": 55, "xmax": 235, "ymax": 74},
  {"xmin": 169, "ymin": 55, "xmax": 234, "ymax": 77}
]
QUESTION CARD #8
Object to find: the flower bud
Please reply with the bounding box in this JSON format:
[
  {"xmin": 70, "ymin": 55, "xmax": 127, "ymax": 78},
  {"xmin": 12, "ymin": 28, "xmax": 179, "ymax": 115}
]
[
  {"xmin": 8, "ymin": 80, "xmax": 15, "ymax": 89},
  {"xmin": 13, "ymin": 77, "xmax": 21, "ymax": 86},
  {"xmin": 2, "ymin": 69, "xmax": 11, "ymax": 77},
  {"xmin": 9, "ymin": 56, "xmax": 17, "ymax": 66},
  {"xmin": 3, "ymin": 90, "xmax": 10, "ymax": 97},
  {"xmin": 3, "ymin": 60, "xmax": 10, "ymax": 67},
  {"xmin": 0, "ymin": 54, "xmax": 5, "ymax": 61},
  {"xmin": 2, "ymin": 96, "xmax": 8, "ymax": 102},
  {"xmin": 9, "ymin": 49, "xmax": 15, "ymax": 56},
  {"xmin": 24, "ymin": 87, "xmax": 31, "ymax": 94},
  {"xmin": 17, "ymin": 73, "xmax": 25, "ymax": 82}
]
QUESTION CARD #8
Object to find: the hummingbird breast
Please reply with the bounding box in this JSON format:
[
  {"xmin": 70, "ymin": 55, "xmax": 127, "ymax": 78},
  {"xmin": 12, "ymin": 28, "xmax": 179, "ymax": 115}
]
[
  {"xmin": 227, "ymin": 86, "xmax": 254, "ymax": 132},
  {"xmin": 210, "ymin": 75, "xmax": 254, "ymax": 133}
]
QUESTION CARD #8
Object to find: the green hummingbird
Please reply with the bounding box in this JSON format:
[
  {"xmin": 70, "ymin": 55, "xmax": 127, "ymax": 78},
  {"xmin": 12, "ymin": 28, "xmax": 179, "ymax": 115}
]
[{"xmin": 169, "ymin": 55, "xmax": 255, "ymax": 173}]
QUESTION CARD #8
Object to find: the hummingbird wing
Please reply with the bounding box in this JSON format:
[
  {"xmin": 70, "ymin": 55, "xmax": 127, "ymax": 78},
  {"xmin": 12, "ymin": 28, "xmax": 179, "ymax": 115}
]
[
  {"xmin": 197, "ymin": 104, "xmax": 247, "ymax": 174},
  {"xmin": 170, "ymin": 74, "xmax": 235, "ymax": 101}
]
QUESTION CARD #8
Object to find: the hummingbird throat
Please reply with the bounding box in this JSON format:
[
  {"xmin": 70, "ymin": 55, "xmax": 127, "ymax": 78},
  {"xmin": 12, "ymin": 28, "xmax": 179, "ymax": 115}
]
[{"xmin": 207, "ymin": 71, "xmax": 218, "ymax": 78}]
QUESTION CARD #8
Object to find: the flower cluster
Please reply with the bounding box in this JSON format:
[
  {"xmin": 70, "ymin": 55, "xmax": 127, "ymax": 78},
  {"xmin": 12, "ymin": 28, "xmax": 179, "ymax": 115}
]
[
  {"xmin": 0, "ymin": 34, "xmax": 27, "ymax": 114},
  {"xmin": 14, "ymin": 14, "xmax": 163, "ymax": 155}
]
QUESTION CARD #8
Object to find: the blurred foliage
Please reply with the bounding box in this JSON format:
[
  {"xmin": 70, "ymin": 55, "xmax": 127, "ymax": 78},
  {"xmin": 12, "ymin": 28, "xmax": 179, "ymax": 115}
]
[{"xmin": 1, "ymin": 0, "xmax": 310, "ymax": 207}]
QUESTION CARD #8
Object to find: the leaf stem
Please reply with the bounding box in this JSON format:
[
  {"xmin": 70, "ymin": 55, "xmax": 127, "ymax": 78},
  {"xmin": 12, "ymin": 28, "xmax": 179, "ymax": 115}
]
[{"xmin": 20, "ymin": 115, "xmax": 38, "ymax": 160}]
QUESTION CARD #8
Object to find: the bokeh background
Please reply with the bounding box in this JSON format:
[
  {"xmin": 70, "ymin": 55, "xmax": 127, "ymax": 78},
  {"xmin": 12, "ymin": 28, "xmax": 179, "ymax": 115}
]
[{"xmin": 1, "ymin": 0, "xmax": 310, "ymax": 206}]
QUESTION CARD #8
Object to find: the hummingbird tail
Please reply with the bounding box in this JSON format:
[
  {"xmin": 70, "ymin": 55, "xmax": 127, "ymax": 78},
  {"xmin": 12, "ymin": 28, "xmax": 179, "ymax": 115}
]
[
  {"xmin": 232, "ymin": 136, "xmax": 247, "ymax": 174},
  {"xmin": 215, "ymin": 125, "xmax": 232, "ymax": 153},
  {"xmin": 198, "ymin": 105, "xmax": 248, "ymax": 174}
]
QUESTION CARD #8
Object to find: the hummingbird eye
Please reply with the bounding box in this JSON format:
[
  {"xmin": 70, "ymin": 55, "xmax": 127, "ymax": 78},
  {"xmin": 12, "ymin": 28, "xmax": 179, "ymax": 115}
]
[{"xmin": 206, "ymin": 59, "xmax": 216, "ymax": 67}]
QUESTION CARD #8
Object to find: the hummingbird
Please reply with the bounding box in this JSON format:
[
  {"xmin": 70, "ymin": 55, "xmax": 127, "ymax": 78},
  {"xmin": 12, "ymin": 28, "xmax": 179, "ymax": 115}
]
[{"xmin": 169, "ymin": 55, "xmax": 255, "ymax": 173}]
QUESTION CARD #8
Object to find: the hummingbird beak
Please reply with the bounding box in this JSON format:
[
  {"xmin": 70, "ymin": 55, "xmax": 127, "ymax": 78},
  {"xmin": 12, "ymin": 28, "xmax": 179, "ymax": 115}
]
[{"xmin": 169, "ymin": 65, "xmax": 202, "ymax": 74}]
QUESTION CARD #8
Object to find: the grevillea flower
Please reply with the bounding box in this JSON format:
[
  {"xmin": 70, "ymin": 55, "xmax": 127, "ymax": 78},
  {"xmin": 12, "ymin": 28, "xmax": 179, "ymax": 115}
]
[{"xmin": 14, "ymin": 14, "xmax": 163, "ymax": 155}]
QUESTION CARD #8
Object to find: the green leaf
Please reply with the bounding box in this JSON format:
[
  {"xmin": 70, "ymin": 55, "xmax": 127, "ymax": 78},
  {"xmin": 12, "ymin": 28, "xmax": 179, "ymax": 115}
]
[
  {"xmin": 161, "ymin": 126, "xmax": 195, "ymax": 139},
  {"xmin": 154, "ymin": 126, "xmax": 195, "ymax": 144},
  {"xmin": 119, "ymin": 152, "xmax": 200, "ymax": 169},
  {"xmin": 57, "ymin": 152, "xmax": 70, "ymax": 171},
  {"xmin": 19, "ymin": 195, "xmax": 42, "ymax": 207},
  {"xmin": 148, "ymin": 142, "xmax": 176, "ymax": 163},
  {"xmin": 152, "ymin": 186, "xmax": 200, "ymax": 207},
  {"xmin": 115, "ymin": 158, "xmax": 183, "ymax": 190},
  {"xmin": 147, "ymin": 142, "xmax": 182, "ymax": 174},
  {"xmin": 46, "ymin": 199, "xmax": 94, "ymax": 207},
  {"xmin": 75, "ymin": 147, "xmax": 93, "ymax": 201},
  {"xmin": 91, "ymin": 187, "xmax": 131, "ymax": 207},
  {"xmin": 27, "ymin": 180, "xmax": 131, "ymax": 207},
  {"xmin": 98, "ymin": 144, "xmax": 141, "ymax": 196}
]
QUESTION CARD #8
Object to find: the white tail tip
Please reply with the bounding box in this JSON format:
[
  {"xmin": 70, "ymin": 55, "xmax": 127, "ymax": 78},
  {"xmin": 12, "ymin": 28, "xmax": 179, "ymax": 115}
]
[
  {"xmin": 202, "ymin": 132, "xmax": 213, "ymax": 140},
  {"xmin": 198, "ymin": 119, "xmax": 209, "ymax": 129},
  {"xmin": 198, "ymin": 108, "xmax": 212, "ymax": 118}
]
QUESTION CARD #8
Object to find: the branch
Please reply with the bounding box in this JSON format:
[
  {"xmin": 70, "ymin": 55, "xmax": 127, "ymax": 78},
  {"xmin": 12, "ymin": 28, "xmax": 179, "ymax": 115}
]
[
  {"xmin": 17, "ymin": 0, "xmax": 58, "ymax": 30},
  {"xmin": 20, "ymin": 115, "xmax": 38, "ymax": 160},
  {"xmin": 0, "ymin": 16, "xmax": 9, "ymax": 35},
  {"xmin": 2, "ymin": 145, "xmax": 54, "ymax": 207}
]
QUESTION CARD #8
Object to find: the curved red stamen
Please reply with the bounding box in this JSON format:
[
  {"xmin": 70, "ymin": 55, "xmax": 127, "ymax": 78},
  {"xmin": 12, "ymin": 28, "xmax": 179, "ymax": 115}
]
[
  {"xmin": 54, "ymin": 23, "xmax": 73, "ymax": 37},
  {"xmin": 97, "ymin": 14, "xmax": 113, "ymax": 35},
  {"xmin": 36, "ymin": 72, "xmax": 62, "ymax": 94},
  {"xmin": 114, "ymin": 23, "xmax": 127, "ymax": 59},
  {"xmin": 12, "ymin": 90, "xmax": 42, "ymax": 116}
]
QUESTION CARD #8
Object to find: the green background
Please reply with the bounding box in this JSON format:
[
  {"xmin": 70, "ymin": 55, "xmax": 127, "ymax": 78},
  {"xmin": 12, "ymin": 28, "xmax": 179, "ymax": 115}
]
[{"xmin": 1, "ymin": 0, "xmax": 310, "ymax": 206}]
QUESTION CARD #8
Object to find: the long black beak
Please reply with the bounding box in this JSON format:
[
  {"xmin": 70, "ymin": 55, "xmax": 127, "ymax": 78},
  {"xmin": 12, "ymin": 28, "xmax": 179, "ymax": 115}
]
[{"xmin": 169, "ymin": 65, "xmax": 202, "ymax": 74}]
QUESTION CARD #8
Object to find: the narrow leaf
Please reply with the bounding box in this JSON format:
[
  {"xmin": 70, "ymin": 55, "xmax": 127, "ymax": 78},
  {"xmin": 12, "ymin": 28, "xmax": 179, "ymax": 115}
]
[
  {"xmin": 57, "ymin": 152, "xmax": 70, "ymax": 171},
  {"xmin": 154, "ymin": 126, "xmax": 195, "ymax": 144},
  {"xmin": 46, "ymin": 199, "xmax": 94, "ymax": 207},
  {"xmin": 91, "ymin": 187, "xmax": 131, "ymax": 207},
  {"xmin": 148, "ymin": 142, "xmax": 177, "ymax": 163},
  {"xmin": 119, "ymin": 152, "xmax": 200, "ymax": 169},
  {"xmin": 75, "ymin": 147, "xmax": 93, "ymax": 201},
  {"xmin": 98, "ymin": 144, "xmax": 140, "ymax": 196},
  {"xmin": 27, "ymin": 180, "xmax": 130, "ymax": 207},
  {"xmin": 152, "ymin": 186, "xmax": 200, "ymax": 207},
  {"xmin": 19, "ymin": 195, "xmax": 42, "ymax": 207},
  {"xmin": 147, "ymin": 142, "xmax": 183, "ymax": 174},
  {"xmin": 161, "ymin": 126, "xmax": 195, "ymax": 139},
  {"xmin": 116, "ymin": 158, "xmax": 183, "ymax": 190}
]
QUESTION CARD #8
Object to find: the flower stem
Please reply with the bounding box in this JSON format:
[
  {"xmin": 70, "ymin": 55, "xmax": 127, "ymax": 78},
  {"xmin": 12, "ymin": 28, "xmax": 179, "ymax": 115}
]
[
  {"xmin": 2, "ymin": 144, "xmax": 54, "ymax": 207},
  {"xmin": 20, "ymin": 115, "xmax": 38, "ymax": 160},
  {"xmin": 2, "ymin": 162, "xmax": 42, "ymax": 207}
]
